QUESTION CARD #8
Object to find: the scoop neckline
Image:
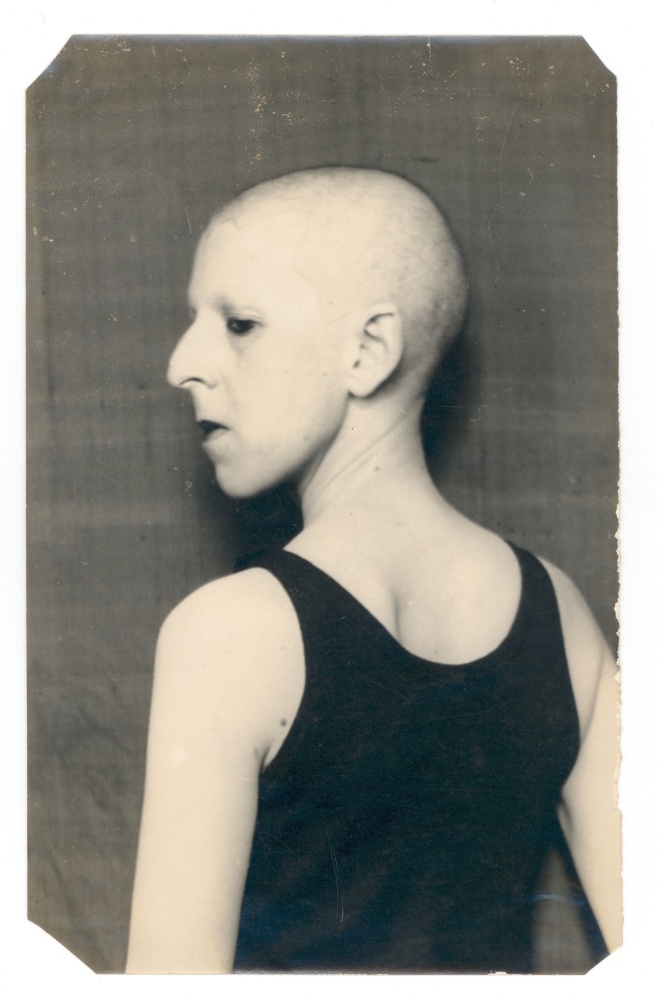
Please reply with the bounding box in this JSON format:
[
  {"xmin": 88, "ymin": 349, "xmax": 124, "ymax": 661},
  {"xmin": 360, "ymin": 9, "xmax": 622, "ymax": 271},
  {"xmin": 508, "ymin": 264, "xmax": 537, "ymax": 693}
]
[{"xmin": 276, "ymin": 542, "xmax": 528, "ymax": 672}]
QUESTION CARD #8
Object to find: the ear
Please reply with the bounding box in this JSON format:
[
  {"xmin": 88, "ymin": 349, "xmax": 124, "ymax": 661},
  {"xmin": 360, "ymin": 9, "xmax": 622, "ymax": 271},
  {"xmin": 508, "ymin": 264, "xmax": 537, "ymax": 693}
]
[{"xmin": 346, "ymin": 305, "xmax": 404, "ymax": 398}]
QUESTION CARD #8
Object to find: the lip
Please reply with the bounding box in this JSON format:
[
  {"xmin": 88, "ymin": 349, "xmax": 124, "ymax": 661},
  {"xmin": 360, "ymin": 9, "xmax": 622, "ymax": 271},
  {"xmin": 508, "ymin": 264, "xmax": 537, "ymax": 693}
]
[
  {"xmin": 197, "ymin": 419, "xmax": 230, "ymax": 451},
  {"xmin": 197, "ymin": 419, "xmax": 228, "ymax": 438}
]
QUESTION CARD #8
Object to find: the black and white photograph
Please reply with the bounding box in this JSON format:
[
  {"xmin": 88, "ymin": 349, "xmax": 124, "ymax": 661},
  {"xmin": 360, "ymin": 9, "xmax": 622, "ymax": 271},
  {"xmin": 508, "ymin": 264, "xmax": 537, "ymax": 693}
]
[{"xmin": 26, "ymin": 33, "xmax": 624, "ymax": 979}]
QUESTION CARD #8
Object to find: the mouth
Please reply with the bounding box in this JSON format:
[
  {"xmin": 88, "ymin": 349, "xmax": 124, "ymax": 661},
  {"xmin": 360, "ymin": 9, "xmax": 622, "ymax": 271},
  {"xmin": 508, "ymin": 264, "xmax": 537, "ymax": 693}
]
[
  {"xmin": 197, "ymin": 419, "xmax": 228, "ymax": 439},
  {"xmin": 197, "ymin": 420, "xmax": 228, "ymax": 443}
]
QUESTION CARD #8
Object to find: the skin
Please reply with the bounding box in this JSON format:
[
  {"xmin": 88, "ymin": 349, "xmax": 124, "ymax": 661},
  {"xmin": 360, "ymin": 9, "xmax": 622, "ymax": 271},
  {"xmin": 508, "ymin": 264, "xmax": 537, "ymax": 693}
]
[{"xmin": 126, "ymin": 169, "xmax": 621, "ymax": 974}]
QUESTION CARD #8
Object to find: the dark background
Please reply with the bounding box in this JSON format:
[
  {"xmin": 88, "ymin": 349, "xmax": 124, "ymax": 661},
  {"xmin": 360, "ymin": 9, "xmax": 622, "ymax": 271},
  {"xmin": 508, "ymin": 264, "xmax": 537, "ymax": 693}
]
[{"xmin": 27, "ymin": 37, "xmax": 617, "ymax": 973}]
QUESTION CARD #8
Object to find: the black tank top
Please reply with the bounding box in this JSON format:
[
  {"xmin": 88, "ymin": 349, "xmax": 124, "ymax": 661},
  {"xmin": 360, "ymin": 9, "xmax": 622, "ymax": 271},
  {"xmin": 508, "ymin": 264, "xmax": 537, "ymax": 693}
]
[{"xmin": 232, "ymin": 543, "xmax": 580, "ymax": 973}]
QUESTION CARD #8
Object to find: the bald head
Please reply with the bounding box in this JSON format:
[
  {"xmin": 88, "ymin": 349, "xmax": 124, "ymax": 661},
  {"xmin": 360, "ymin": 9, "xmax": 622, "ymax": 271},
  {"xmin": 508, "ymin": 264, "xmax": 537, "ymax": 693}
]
[{"xmin": 210, "ymin": 168, "xmax": 468, "ymax": 393}]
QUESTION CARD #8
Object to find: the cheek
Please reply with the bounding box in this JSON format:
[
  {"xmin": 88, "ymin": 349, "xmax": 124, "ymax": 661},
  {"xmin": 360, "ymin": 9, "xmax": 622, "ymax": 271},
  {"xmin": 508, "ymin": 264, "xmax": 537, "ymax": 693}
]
[
  {"xmin": 247, "ymin": 339, "xmax": 341, "ymax": 415},
  {"xmin": 210, "ymin": 379, "xmax": 344, "ymax": 498},
  {"xmin": 233, "ymin": 377, "xmax": 343, "ymax": 488},
  {"xmin": 225, "ymin": 329, "xmax": 349, "ymax": 474},
  {"xmin": 275, "ymin": 362, "xmax": 345, "ymax": 437},
  {"xmin": 287, "ymin": 337, "xmax": 346, "ymax": 399}
]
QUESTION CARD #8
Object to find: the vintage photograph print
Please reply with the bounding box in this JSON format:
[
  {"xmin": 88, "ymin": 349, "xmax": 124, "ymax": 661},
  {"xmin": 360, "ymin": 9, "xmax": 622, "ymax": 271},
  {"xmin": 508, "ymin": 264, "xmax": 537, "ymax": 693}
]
[{"xmin": 27, "ymin": 36, "xmax": 619, "ymax": 974}]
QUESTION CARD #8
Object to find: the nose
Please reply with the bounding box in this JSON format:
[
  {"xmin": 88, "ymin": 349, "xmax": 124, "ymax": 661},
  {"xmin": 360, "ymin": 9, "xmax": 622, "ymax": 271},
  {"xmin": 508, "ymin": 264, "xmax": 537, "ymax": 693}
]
[{"xmin": 167, "ymin": 319, "xmax": 219, "ymax": 390}]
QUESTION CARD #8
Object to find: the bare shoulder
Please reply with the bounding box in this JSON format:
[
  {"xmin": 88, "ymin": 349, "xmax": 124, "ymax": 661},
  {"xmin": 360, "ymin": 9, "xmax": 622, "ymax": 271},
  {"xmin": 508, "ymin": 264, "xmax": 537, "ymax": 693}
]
[
  {"xmin": 155, "ymin": 567, "xmax": 305, "ymax": 762},
  {"xmin": 539, "ymin": 557, "xmax": 617, "ymax": 737},
  {"xmin": 160, "ymin": 566, "xmax": 301, "ymax": 665}
]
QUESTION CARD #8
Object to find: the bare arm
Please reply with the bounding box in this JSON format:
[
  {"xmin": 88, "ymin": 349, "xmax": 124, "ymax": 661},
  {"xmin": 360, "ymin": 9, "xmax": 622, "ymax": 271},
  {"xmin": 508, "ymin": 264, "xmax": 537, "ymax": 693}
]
[
  {"xmin": 543, "ymin": 561, "xmax": 622, "ymax": 954},
  {"xmin": 126, "ymin": 570, "xmax": 302, "ymax": 973}
]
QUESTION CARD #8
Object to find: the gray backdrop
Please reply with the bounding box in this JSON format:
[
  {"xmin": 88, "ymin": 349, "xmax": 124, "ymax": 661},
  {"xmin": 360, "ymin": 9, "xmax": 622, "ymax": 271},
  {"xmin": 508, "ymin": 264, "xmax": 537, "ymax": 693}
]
[{"xmin": 27, "ymin": 36, "xmax": 617, "ymax": 973}]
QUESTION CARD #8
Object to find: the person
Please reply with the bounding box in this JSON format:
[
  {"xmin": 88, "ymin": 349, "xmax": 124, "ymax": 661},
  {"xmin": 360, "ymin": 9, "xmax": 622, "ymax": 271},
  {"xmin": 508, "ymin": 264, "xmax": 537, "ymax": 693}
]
[{"xmin": 125, "ymin": 167, "xmax": 621, "ymax": 974}]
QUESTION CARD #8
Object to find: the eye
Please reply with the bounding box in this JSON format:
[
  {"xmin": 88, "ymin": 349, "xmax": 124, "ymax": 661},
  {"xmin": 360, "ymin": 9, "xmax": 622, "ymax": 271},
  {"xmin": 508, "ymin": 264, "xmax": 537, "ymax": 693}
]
[{"xmin": 226, "ymin": 317, "xmax": 257, "ymax": 336}]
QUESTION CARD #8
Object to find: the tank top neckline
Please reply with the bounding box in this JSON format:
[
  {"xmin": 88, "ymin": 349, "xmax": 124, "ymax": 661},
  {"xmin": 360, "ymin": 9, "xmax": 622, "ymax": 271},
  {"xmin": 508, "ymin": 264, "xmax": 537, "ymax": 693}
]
[{"xmin": 270, "ymin": 541, "xmax": 531, "ymax": 672}]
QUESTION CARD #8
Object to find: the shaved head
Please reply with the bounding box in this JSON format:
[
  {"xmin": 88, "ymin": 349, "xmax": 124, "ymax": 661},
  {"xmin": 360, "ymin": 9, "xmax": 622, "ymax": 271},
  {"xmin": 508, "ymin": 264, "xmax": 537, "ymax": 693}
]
[{"xmin": 209, "ymin": 167, "xmax": 468, "ymax": 394}]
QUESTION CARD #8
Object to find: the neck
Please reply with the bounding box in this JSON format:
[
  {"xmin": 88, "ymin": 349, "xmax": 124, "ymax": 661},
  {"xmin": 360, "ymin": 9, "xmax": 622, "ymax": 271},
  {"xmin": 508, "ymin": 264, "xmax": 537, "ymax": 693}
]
[{"xmin": 295, "ymin": 399, "xmax": 439, "ymax": 531}]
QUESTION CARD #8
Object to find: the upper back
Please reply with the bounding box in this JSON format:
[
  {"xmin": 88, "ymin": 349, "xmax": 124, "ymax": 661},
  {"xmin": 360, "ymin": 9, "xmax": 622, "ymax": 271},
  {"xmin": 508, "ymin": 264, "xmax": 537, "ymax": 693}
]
[
  {"xmin": 284, "ymin": 515, "xmax": 523, "ymax": 666},
  {"xmin": 233, "ymin": 539, "xmax": 580, "ymax": 971}
]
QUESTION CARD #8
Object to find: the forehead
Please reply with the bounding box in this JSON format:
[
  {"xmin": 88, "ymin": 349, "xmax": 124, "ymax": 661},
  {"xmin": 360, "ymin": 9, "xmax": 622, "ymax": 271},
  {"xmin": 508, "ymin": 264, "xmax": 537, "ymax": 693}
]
[
  {"xmin": 189, "ymin": 209, "xmax": 327, "ymax": 311},
  {"xmin": 202, "ymin": 208, "xmax": 309, "ymax": 267},
  {"xmin": 191, "ymin": 196, "xmax": 376, "ymax": 323}
]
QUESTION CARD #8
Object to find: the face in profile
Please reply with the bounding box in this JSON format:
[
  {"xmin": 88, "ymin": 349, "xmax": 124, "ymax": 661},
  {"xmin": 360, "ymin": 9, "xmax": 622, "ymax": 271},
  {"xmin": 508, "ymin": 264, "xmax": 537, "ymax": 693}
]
[{"xmin": 167, "ymin": 212, "xmax": 352, "ymax": 498}]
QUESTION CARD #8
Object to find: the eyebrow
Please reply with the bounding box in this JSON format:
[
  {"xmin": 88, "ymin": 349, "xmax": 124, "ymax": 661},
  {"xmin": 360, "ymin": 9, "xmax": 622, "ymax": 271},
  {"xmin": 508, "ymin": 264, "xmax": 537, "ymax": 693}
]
[{"xmin": 187, "ymin": 292, "xmax": 261, "ymax": 316}]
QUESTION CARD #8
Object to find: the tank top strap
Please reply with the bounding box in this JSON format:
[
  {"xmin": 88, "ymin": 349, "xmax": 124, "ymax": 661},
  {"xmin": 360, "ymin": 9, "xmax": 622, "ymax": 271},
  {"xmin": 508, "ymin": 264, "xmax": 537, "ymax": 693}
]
[
  {"xmin": 234, "ymin": 546, "xmax": 332, "ymax": 607},
  {"xmin": 506, "ymin": 542, "xmax": 568, "ymax": 656},
  {"xmin": 507, "ymin": 541, "xmax": 555, "ymax": 597}
]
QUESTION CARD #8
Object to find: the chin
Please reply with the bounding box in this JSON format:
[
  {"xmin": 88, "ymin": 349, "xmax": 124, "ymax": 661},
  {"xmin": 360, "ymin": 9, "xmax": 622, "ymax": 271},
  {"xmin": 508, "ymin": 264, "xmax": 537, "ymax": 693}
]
[{"xmin": 212, "ymin": 466, "xmax": 286, "ymax": 501}]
